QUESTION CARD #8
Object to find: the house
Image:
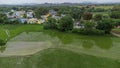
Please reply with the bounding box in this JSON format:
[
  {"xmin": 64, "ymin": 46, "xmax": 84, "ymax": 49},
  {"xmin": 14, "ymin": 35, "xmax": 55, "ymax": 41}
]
[
  {"xmin": 49, "ymin": 10, "xmax": 57, "ymax": 15},
  {"xmin": 74, "ymin": 21, "xmax": 84, "ymax": 29},
  {"xmin": 14, "ymin": 11, "xmax": 26, "ymax": 18},
  {"xmin": 27, "ymin": 11, "xmax": 34, "ymax": 18},
  {"xmin": 52, "ymin": 15, "xmax": 61, "ymax": 20},
  {"xmin": 6, "ymin": 11, "xmax": 26, "ymax": 18},
  {"xmin": 41, "ymin": 14, "xmax": 51, "ymax": 22},
  {"xmin": 27, "ymin": 18, "xmax": 38, "ymax": 24},
  {"xmin": 27, "ymin": 18, "xmax": 44, "ymax": 24},
  {"xmin": 37, "ymin": 19, "xmax": 45, "ymax": 24},
  {"xmin": 6, "ymin": 12, "xmax": 12, "ymax": 18}
]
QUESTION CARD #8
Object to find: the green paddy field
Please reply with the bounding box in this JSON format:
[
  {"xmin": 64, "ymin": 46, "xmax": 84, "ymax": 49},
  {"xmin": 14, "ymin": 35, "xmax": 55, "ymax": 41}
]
[{"xmin": 0, "ymin": 25, "xmax": 120, "ymax": 68}]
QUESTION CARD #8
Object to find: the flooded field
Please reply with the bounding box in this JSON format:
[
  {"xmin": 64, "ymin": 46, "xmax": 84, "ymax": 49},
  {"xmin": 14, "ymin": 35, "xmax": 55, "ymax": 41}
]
[{"xmin": 0, "ymin": 31, "xmax": 120, "ymax": 68}]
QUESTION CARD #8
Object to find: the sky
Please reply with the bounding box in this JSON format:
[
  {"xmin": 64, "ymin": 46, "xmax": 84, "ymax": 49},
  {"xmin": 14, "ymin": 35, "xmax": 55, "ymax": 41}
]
[{"xmin": 0, "ymin": 0, "xmax": 120, "ymax": 4}]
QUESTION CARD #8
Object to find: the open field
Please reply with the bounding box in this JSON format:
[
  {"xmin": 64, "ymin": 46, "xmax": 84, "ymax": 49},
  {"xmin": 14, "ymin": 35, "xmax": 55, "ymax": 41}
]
[
  {"xmin": 0, "ymin": 48, "xmax": 120, "ymax": 68},
  {"xmin": 77, "ymin": 5, "xmax": 113, "ymax": 9},
  {"xmin": 0, "ymin": 25, "xmax": 120, "ymax": 68},
  {"xmin": 0, "ymin": 24, "xmax": 43, "ymax": 41},
  {"xmin": 95, "ymin": 5, "xmax": 113, "ymax": 9}
]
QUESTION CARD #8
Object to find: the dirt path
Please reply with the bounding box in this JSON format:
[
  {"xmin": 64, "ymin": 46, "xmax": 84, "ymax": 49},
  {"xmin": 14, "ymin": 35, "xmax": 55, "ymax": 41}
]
[{"xmin": 111, "ymin": 32, "xmax": 120, "ymax": 37}]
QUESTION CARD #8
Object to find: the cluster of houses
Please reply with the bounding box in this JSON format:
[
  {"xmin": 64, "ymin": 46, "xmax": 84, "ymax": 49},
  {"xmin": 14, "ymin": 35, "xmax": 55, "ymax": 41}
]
[
  {"xmin": 6, "ymin": 9, "xmax": 65, "ymax": 24},
  {"xmin": 6, "ymin": 9, "xmax": 85, "ymax": 29}
]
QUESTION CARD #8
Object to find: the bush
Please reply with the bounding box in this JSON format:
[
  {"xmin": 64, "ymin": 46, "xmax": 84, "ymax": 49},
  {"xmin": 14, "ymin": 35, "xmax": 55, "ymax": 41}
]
[
  {"xmin": 84, "ymin": 21, "xmax": 96, "ymax": 30},
  {"xmin": 111, "ymin": 19, "xmax": 120, "ymax": 27},
  {"xmin": 0, "ymin": 39, "xmax": 6, "ymax": 46},
  {"xmin": 102, "ymin": 15, "xmax": 110, "ymax": 19},
  {"xmin": 79, "ymin": 29, "xmax": 105, "ymax": 35},
  {"xmin": 94, "ymin": 14, "xmax": 103, "ymax": 21},
  {"xmin": 110, "ymin": 11, "xmax": 120, "ymax": 19},
  {"xmin": 43, "ymin": 17, "xmax": 57, "ymax": 29},
  {"xmin": 72, "ymin": 28, "xmax": 81, "ymax": 33},
  {"xmin": 72, "ymin": 28, "xmax": 104, "ymax": 35}
]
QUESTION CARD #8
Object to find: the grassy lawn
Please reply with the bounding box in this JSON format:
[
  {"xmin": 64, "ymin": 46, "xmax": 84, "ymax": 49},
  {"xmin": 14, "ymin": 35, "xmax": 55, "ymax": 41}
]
[{"xmin": 0, "ymin": 24, "xmax": 43, "ymax": 41}]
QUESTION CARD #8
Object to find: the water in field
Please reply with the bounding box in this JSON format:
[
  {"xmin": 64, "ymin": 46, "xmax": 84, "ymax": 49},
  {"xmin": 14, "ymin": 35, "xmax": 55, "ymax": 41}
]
[
  {"xmin": 0, "ymin": 30, "xmax": 120, "ymax": 68},
  {"xmin": 0, "ymin": 31, "xmax": 120, "ymax": 60}
]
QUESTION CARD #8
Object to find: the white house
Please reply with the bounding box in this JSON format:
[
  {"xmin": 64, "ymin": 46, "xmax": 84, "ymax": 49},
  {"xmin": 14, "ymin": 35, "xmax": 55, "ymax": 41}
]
[
  {"xmin": 14, "ymin": 11, "xmax": 26, "ymax": 18},
  {"xmin": 27, "ymin": 11, "xmax": 34, "ymax": 18},
  {"xmin": 49, "ymin": 10, "xmax": 57, "ymax": 15},
  {"xmin": 27, "ymin": 18, "xmax": 38, "ymax": 24}
]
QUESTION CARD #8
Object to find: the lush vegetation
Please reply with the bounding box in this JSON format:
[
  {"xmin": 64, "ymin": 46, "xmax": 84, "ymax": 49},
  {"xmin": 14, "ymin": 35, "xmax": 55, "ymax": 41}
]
[
  {"xmin": 0, "ymin": 39, "xmax": 6, "ymax": 46},
  {"xmin": 58, "ymin": 15, "xmax": 74, "ymax": 31},
  {"xmin": 0, "ymin": 24, "xmax": 43, "ymax": 41},
  {"xmin": 0, "ymin": 48, "xmax": 120, "ymax": 68},
  {"xmin": 39, "ymin": 5, "xmax": 120, "ymax": 35},
  {"xmin": 0, "ymin": 4, "xmax": 120, "ymax": 67}
]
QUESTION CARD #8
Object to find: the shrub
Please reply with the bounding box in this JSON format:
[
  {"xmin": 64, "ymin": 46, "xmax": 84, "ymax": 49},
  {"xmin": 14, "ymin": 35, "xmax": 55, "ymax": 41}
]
[
  {"xmin": 43, "ymin": 17, "xmax": 57, "ymax": 29},
  {"xmin": 79, "ymin": 29, "xmax": 105, "ymax": 35},
  {"xmin": 94, "ymin": 14, "xmax": 103, "ymax": 21},
  {"xmin": 72, "ymin": 28, "xmax": 80, "ymax": 33},
  {"xmin": 83, "ymin": 20, "xmax": 96, "ymax": 30},
  {"xmin": 0, "ymin": 39, "xmax": 6, "ymax": 46},
  {"xmin": 110, "ymin": 11, "xmax": 120, "ymax": 19},
  {"xmin": 72, "ymin": 28, "xmax": 104, "ymax": 35}
]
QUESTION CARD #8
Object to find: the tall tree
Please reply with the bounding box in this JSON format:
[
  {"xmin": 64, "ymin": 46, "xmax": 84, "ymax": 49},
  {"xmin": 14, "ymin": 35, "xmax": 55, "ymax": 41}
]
[
  {"xmin": 83, "ymin": 12, "xmax": 93, "ymax": 20},
  {"xmin": 58, "ymin": 15, "xmax": 74, "ymax": 31},
  {"xmin": 34, "ymin": 7, "xmax": 49, "ymax": 19},
  {"xmin": 96, "ymin": 19, "xmax": 114, "ymax": 34}
]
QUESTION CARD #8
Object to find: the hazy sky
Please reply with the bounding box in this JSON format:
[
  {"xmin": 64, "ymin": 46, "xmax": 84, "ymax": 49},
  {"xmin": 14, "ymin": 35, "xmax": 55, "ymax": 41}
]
[{"xmin": 0, "ymin": 0, "xmax": 120, "ymax": 4}]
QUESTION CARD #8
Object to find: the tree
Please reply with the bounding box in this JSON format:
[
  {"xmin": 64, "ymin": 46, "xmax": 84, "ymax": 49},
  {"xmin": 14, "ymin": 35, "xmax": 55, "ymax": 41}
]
[
  {"xmin": 79, "ymin": 21, "xmax": 104, "ymax": 35},
  {"xmin": 111, "ymin": 6, "xmax": 120, "ymax": 11},
  {"xmin": 71, "ymin": 8, "xmax": 83, "ymax": 20},
  {"xmin": 83, "ymin": 12, "xmax": 93, "ymax": 20},
  {"xmin": 9, "ymin": 20, "xmax": 20, "ymax": 24},
  {"xmin": 96, "ymin": 19, "xmax": 114, "ymax": 34},
  {"xmin": 58, "ymin": 15, "xmax": 74, "ymax": 31},
  {"xmin": 0, "ymin": 13, "xmax": 8, "ymax": 24},
  {"xmin": 84, "ymin": 21, "xmax": 96, "ymax": 30},
  {"xmin": 94, "ymin": 14, "xmax": 103, "ymax": 21},
  {"xmin": 9, "ymin": 12, "xmax": 14, "ymax": 16},
  {"xmin": 43, "ymin": 17, "xmax": 57, "ymax": 29},
  {"xmin": 34, "ymin": 7, "xmax": 49, "ymax": 19},
  {"xmin": 23, "ymin": 14, "xmax": 27, "ymax": 18}
]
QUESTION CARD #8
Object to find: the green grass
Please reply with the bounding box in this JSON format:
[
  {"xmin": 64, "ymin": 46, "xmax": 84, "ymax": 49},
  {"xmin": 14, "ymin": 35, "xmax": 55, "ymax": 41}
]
[
  {"xmin": 0, "ymin": 25, "xmax": 120, "ymax": 68},
  {"xmin": 0, "ymin": 24, "xmax": 43, "ymax": 41},
  {"xmin": 95, "ymin": 6, "xmax": 113, "ymax": 9},
  {"xmin": 76, "ymin": 5, "xmax": 113, "ymax": 9},
  {"xmin": 92, "ymin": 12, "xmax": 109, "ymax": 15},
  {"xmin": 0, "ymin": 48, "xmax": 120, "ymax": 68}
]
